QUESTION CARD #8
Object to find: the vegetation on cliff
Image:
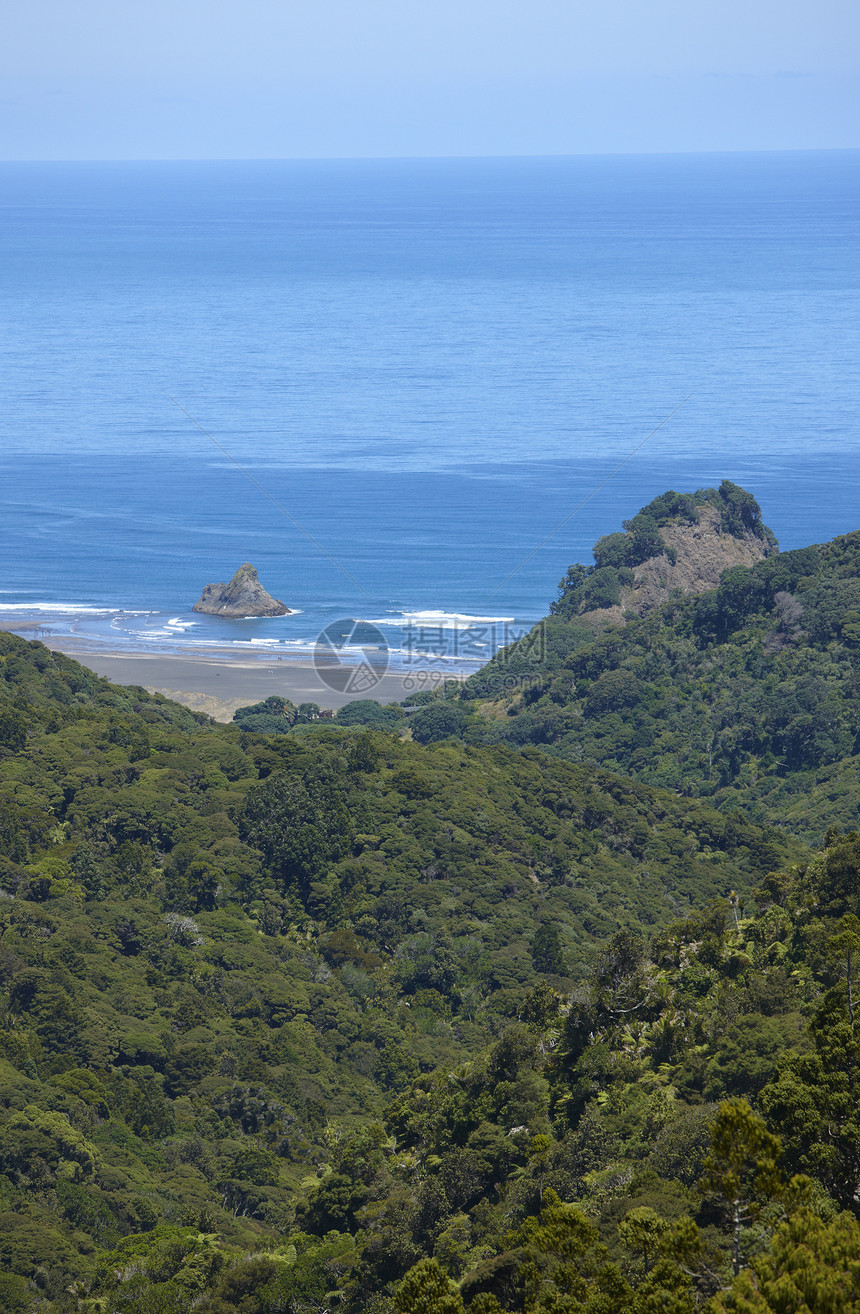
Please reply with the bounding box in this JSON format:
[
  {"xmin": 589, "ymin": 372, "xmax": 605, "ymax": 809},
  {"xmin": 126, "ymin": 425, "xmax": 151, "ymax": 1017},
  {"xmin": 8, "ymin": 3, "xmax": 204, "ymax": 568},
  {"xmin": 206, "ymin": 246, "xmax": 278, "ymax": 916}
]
[{"xmin": 442, "ymin": 499, "xmax": 860, "ymax": 842}]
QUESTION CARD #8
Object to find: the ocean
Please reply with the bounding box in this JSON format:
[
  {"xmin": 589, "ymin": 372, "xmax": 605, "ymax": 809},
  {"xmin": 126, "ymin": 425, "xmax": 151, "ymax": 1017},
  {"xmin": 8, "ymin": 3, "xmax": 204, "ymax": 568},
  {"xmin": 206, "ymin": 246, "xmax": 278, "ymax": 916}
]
[{"xmin": 1, "ymin": 152, "xmax": 858, "ymax": 670}]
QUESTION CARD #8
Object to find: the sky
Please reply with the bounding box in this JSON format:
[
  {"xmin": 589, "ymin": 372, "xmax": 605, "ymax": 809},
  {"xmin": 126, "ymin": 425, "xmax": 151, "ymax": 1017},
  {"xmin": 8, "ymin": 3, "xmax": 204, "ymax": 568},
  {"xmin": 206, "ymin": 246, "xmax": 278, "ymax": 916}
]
[{"xmin": 1, "ymin": 0, "xmax": 858, "ymax": 159}]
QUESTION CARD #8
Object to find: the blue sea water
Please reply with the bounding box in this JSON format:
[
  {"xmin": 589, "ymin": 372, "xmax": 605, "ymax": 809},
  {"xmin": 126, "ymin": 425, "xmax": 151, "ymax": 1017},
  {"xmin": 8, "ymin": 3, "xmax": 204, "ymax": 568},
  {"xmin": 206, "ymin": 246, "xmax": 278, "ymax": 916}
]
[{"xmin": 0, "ymin": 153, "xmax": 858, "ymax": 666}]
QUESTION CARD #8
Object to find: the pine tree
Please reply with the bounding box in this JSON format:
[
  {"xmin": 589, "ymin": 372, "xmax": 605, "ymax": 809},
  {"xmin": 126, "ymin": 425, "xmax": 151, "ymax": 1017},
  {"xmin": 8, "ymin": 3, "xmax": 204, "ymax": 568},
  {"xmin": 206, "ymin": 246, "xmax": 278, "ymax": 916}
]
[{"xmin": 394, "ymin": 1257, "xmax": 465, "ymax": 1314}]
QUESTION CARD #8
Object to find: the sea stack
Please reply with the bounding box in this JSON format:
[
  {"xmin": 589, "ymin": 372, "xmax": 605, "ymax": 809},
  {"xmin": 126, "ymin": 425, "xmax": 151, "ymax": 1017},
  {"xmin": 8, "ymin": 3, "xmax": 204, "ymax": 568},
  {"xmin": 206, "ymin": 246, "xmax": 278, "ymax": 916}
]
[{"xmin": 192, "ymin": 563, "xmax": 291, "ymax": 617}]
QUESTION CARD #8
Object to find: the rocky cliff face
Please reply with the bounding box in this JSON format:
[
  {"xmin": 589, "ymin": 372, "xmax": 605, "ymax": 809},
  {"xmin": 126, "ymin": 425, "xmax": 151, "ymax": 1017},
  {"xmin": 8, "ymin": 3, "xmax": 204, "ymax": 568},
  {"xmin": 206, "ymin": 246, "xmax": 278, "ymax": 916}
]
[
  {"xmin": 581, "ymin": 504, "xmax": 775, "ymax": 626},
  {"xmin": 192, "ymin": 563, "xmax": 291, "ymax": 618}
]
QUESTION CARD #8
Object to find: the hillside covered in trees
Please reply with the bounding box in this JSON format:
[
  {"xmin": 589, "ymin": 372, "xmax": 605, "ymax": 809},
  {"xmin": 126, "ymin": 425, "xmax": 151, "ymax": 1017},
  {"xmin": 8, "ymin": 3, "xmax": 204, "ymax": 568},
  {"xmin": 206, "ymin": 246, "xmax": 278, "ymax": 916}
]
[
  {"xmin": 412, "ymin": 484, "xmax": 860, "ymax": 843},
  {"xmin": 1, "ymin": 482, "xmax": 860, "ymax": 1312}
]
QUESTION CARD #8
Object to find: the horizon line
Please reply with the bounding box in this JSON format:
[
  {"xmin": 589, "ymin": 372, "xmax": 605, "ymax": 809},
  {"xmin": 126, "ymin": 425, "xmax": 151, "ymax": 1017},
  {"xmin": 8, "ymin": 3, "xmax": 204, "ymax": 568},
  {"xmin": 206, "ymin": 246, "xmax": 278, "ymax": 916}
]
[{"xmin": 1, "ymin": 145, "xmax": 858, "ymax": 166}]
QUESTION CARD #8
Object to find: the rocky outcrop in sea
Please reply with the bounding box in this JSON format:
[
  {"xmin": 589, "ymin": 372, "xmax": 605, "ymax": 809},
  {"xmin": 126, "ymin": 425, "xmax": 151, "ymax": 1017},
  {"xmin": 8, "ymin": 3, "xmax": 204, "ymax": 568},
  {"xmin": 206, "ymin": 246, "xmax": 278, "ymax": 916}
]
[{"xmin": 192, "ymin": 563, "xmax": 291, "ymax": 617}]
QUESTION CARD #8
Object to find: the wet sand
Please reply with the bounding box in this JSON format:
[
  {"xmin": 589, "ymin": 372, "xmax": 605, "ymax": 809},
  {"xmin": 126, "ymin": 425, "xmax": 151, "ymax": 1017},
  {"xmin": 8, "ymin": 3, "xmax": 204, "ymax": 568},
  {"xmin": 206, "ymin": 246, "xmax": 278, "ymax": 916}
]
[{"xmin": 35, "ymin": 641, "xmax": 466, "ymax": 720}]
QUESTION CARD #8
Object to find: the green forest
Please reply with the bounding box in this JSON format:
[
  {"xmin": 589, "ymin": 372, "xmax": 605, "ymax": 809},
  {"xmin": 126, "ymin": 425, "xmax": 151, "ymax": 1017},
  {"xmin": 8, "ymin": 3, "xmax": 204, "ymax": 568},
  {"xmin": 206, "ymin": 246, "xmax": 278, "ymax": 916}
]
[
  {"xmin": 2, "ymin": 484, "xmax": 860, "ymax": 1311},
  {"xmin": 448, "ymin": 487, "xmax": 860, "ymax": 844}
]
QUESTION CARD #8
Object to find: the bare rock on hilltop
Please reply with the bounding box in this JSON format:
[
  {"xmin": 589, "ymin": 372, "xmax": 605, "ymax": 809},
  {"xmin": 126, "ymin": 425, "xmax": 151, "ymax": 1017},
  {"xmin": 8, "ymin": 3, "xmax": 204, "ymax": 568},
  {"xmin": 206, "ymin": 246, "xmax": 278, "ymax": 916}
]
[
  {"xmin": 192, "ymin": 563, "xmax": 291, "ymax": 618},
  {"xmin": 633, "ymin": 504, "xmax": 772, "ymax": 610},
  {"xmin": 579, "ymin": 500, "xmax": 777, "ymax": 628}
]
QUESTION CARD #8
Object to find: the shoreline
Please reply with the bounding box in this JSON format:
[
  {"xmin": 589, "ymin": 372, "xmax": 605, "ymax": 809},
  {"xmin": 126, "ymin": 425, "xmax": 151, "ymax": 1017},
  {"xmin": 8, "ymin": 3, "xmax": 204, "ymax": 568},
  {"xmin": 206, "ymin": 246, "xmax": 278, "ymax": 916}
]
[{"xmin": 22, "ymin": 638, "xmax": 475, "ymax": 719}]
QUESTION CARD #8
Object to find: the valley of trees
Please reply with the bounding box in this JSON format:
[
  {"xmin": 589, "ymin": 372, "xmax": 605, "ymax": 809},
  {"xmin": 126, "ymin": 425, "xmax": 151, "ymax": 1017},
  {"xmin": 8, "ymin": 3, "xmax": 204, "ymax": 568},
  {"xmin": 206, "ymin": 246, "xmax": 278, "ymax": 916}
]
[{"xmin": 2, "ymin": 484, "xmax": 860, "ymax": 1311}]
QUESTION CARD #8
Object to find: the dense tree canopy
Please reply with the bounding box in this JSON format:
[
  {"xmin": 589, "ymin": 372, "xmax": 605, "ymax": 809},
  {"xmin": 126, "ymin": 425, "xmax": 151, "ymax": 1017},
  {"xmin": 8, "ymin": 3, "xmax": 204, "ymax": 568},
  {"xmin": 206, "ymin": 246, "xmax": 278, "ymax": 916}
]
[{"xmin": 2, "ymin": 485, "xmax": 860, "ymax": 1310}]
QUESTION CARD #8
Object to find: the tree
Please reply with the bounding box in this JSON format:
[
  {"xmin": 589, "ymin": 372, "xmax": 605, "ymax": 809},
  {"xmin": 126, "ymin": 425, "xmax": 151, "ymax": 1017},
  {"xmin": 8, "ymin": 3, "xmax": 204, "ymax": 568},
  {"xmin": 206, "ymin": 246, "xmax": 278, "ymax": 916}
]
[
  {"xmin": 618, "ymin": 1206, "xmax": 669, "ymax": 1276},
  {"xmin": 761, "ymin": 989, "xmax": 860, "ymax": 1210},
  {"xmin": 551, "ymin": 563, "xmax": 591, "ymax": 614},
  {"xmin": 712, "ymin": 1207, "xmax": 860, "ymax": 1313},
  {"xmin": 532, "ymin": 923, "xmax": 564, "ymax": 975},
  {"xmin": 595, "ymin": 927, "xmax": 647, "ymax": 1020},
  {"xmin": 511, "ymin": 1189, "xmax": 614, "ymax": 1310},
  {"xmin": 395, "ymin": 1257, "xmax": 465, "ymax": 1314},
  {"xmin": 467, "ymin": 1297, "xmax": 510, "ymax": 1314},
  {"xmin": 410, "ymin": 701, "xmax": 468, "ymax": 744},
  {"xmin": 0, "ymin": 705, "xmax": 29, "ymax": 751},
  {"xmin": 529, "ymin": 1135, "xmax": 553, "ymax": 1205},
  {"xmin": 241, "ymin": 769, "xmax": 350, "ymax": 902},
  {"xmin": 581, "ymin": 565, "xmax": 625, "ymax": 610},
  {"xmin": 520, "ymin": 982, "xmax": 562, "ymax": 1030},
  {"xmin": 718, "ymin": 480, "xmax": 766, "ymax": 539},
  {"xmin": 828, "ymin": 914, "xmax": 860, "ymax": 1036},
  {"xmin": 0, "ymin": 1274, "xmax": 30, "ymax": 1312},
  {"xmin": 623, "ymin": 511, "xmax": 665, "ymax": 563},
  {"xmin": 232, "ymin": 694, "xmax": 298, "ymax": 734},
  {"xmin": 337, "ymin": 700, "xmax": 405, "ymax": 729},
  {"xmin": 348, "ymin": 731, "xmax": 382, "ymax": 773},
  {"xmin": 699, "ymin": 1100, "xmax": 782, "ymax": 1276}
]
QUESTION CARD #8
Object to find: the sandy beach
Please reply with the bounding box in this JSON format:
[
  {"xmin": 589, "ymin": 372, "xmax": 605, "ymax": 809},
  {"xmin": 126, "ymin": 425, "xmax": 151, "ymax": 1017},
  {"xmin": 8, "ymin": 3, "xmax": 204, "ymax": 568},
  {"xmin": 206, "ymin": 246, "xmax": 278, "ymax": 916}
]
[{"xmin": 20, "ymin": 637, "xmax": 468, "ymax": 722}]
